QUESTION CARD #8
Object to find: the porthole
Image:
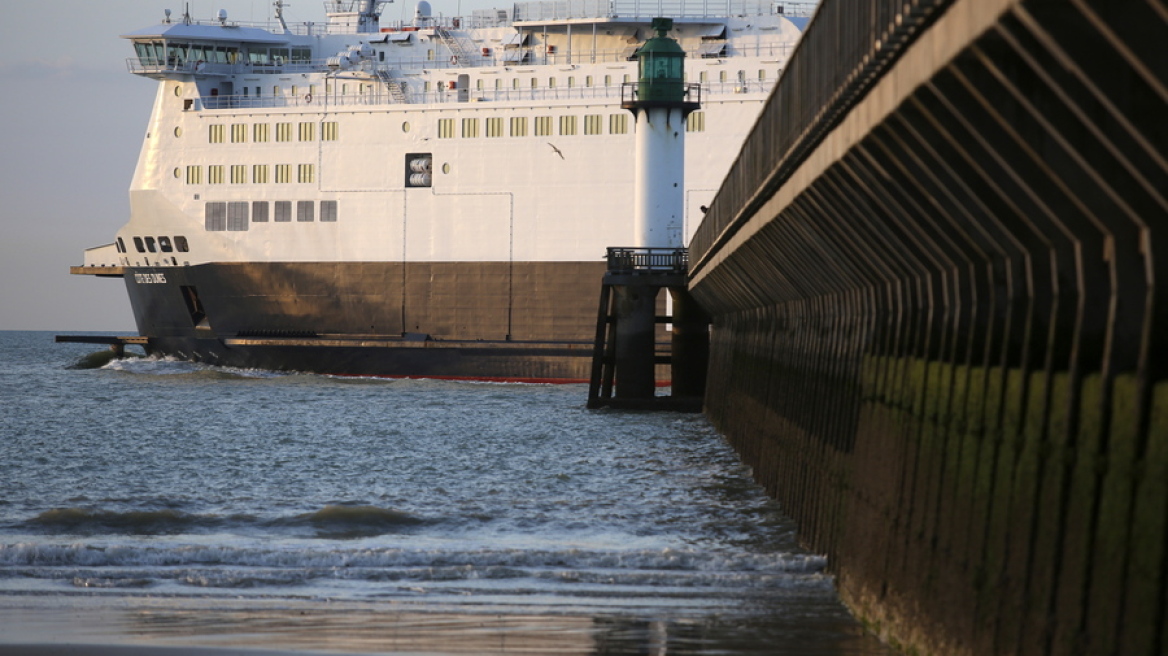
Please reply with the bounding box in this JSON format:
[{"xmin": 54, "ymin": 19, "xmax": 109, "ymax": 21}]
[
  {"xmin": 441, "ymin": 163, "xmax": 451, "ymax": 174},
  {"xmin": 174, "ymin": 85, "xmax": 182, "ymax": 97},
  {"xmin": 402, "ymin": 121, "xmax": 411, "ymax": 133},
  {"xmin": 174, "ymin": 127, "xmax": 182, "ymax": 138},
  {"xmin": 173, "ymin": 167, "xmax": 181, "ymax": 179}
]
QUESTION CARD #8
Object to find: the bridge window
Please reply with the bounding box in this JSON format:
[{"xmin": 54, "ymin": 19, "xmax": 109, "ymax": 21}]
[
  {"xmin": 559, "ymin": 115, "xmax": 576, "ymax": 136},
  {"xmin": 208, "ymin": 165, "xmax": 225, "ymax": 184},
  {"xmin": 609, "ymin": 114, "xmax": 628, "ymax": 134},
  {"xmin": 584, "ymin": 114, "xmax": 602, "ymax": 135},
  {"xmin": 158, "ymin": 236, "xmax": 173, "ymax": 252},
  {"xmin": 275, "ymin": 164, "xmax": 291, "ymax": 183},
  {"xmin": 254, "ymin": 123, "xmax": 270, "ymax": 142},
  {"xmin": 276, "ymin": 123, "xmax": 293, "ymax": 142},
  {"xmin": 461, "ymin": 118, "xmax": 479, "ymax": 138},
  {"xmin": 144, "ymin": 237, "xmax": 157, "ymax": 253},
  {"xmin": 510, "ymin": 116, "xmax": 527, "ymax": 137},
  {"xmin": 133, "ymin": 237, "xmax": 145, "ymax": 253},
  {"xmin": 686, "ymin": 111, "xmax": 706, "ymax": 132},
  {"xmin": 175, "ymin": 236, "xmax": 189, "ymax": 252},
  {"xmin": 253, "ymin": 164, "xmax": 269, "ymax": 184},
  {"xmin": 230, "ymin": 165, "xmax": 247, "ymax": 184},
  {"xmin": 209, "ymin": 125, "xmax": 225, "ymax": 143},
  {"xmin": 298, "ymin": 122, "xmax": 315, "ymax": 141},
  {"xmin": 185, "ymin": 165, "xmax": 202, "ymax": 184},
  {"xmin": 535, "ymin": 116, "xmax": 552, "ymax": 136},
  {"xmin": 438, "ymin": 118, "xmax": 455, "ymax": 139},
  {"xmin": 167, "ymin": 43, "xmax": 189, "ymax": 65},
  {"xmin": 322, "ymin": 122, "xmax": 339, "ymax": 141},
  {"xmin": 133, "ymin": 42, "xmax": 158, "ymax": 66},
  {"xmin": 486, "ymin": 117, "xmax": 504, "ymax": 137}
]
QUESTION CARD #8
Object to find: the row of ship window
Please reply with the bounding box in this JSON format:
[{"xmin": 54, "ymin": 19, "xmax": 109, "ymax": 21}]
[
  {"xmin": 197, "ymin": 111, "xmax": 706, "ymax": 145},
  {"xmin": 439, "ymin": 112, "xmax": 704, "ymax": 138},
  {"xmin": 179, "ymin": 164, "xmax": 315, "ymax": 185},
  {"xmin": 426, "ymin": 70, "xmax": 770, "ymax": 91},
  {"xmin": 200, "ymin": 122, "xmax": 338, "ymax": 144},
  {"xmin": 204, "ymin": 201, "xmax": 339, "ymax": 231},
  {"xmin": 116, "ymin": 235, "xmax": 189, "ymax": 254},
  {"xmin": 200, "ymin": 69, "xmax": 770, "ymax": 99}
]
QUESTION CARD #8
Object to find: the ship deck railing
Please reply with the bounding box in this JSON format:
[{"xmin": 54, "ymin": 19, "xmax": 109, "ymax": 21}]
[
  {"xmin": 193, "ymin": 77, "xmax": 773, "ymax": 110},
  {"xmin": 506, "ymin": 0, "xmax": 816, "ymax": 22},
  {"xmin": 152, "ymin": 0, "xmax": 815, "ymax": 36},
  {"xmin": 127, "ymin": 39, "xmax": 796, "ymax": 78}
]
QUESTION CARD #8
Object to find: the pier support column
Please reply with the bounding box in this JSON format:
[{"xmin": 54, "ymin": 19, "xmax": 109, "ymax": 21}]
[
  {"xmin": 613, "ymin": 285, "xmax": 658, "ymax": 399},
  {"xmin": 669, "ymin": 287, "xmax": 709, "ymax": 398}
]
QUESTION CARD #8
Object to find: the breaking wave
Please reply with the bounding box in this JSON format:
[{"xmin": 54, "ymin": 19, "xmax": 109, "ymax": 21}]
[
  {"xmin": 17, "ymin": 505, "xmax": 426, "ymax": 538},
  {"xmin": 99, "ymin": 355, "xmax": 287, "ymax": 379},
  {"xmin": 0, "ymin": 541, "xmax": 831, "ymax": 601}
]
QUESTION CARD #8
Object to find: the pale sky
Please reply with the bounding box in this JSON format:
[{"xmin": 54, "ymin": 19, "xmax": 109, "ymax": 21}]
[{"xmin": 0, "ymin": 0, "xmax": 506, "ymax": 331}]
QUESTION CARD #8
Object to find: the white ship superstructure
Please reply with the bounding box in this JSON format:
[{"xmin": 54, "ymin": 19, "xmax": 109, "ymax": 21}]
[{"xmin": 73, "ymin": 0, "xmax": 812, "ymax": 380}]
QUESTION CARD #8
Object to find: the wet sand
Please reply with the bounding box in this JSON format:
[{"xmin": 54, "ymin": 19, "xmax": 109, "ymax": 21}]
[{"xmin": 0, "ymin": 595, "xmax": 887, "ymax": 655}]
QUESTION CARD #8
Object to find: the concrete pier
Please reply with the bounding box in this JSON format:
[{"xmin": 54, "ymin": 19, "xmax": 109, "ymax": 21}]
[{"xmin": 688, "ymin": 0, "xmax": 1168, "ymax": 654}]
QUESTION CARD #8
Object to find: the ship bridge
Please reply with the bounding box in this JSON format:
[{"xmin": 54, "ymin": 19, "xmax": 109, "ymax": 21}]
[{"xmin": 123, "ymin": 22, "xmax": 295, "ymax": 78}]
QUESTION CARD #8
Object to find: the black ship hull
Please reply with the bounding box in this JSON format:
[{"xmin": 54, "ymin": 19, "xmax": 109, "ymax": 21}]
[{"xmin": 121, "ymin": 261, "xmax": 608, "ymax": 381}]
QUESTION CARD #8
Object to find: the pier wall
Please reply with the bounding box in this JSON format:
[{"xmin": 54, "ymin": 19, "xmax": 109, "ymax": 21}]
[{"xmin": 688, "ymin": 0, "xmax": 1168, "ymax": 654}]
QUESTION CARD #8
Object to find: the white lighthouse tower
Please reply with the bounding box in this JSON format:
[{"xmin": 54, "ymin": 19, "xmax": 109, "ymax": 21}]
[
  {"xmin": 624, "ymin": 17, "xmax": 701, "ymax": 248},
  {"xmin": 586, "ymin": 18, "xmax": 706, "ymax": 405}
]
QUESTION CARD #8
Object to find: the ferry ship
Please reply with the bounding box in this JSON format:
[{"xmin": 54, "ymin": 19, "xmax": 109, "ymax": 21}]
[{"xmin": 70, "ymin": 0, "xmax": 812, "ymax": 381}]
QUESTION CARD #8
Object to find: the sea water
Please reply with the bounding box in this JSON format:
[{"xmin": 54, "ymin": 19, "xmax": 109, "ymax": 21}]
[{"xmin": 0, "ymin": 331, "xmax": 889, "ymax": 654}]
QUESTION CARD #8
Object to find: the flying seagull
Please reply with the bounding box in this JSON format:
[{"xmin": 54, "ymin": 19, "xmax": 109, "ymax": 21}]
[{"xmin": 547, "ymin": 143, "xmax": 564, "ymax": 159}]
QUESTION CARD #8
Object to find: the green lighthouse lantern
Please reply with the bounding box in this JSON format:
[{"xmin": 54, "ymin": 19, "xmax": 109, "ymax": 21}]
[{"xmin": 636, "ymin": 17, "xmax": 685, "ymax": 103}]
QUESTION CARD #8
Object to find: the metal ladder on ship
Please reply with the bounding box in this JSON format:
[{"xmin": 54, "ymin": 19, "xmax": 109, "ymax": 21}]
[
  {"xmin": 433, "ymin": 26, "xmax": 474, "ymax": 66},
  {"xmin": 373, "ymin": 69, "xmax": 408, "ymax": 103}
]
